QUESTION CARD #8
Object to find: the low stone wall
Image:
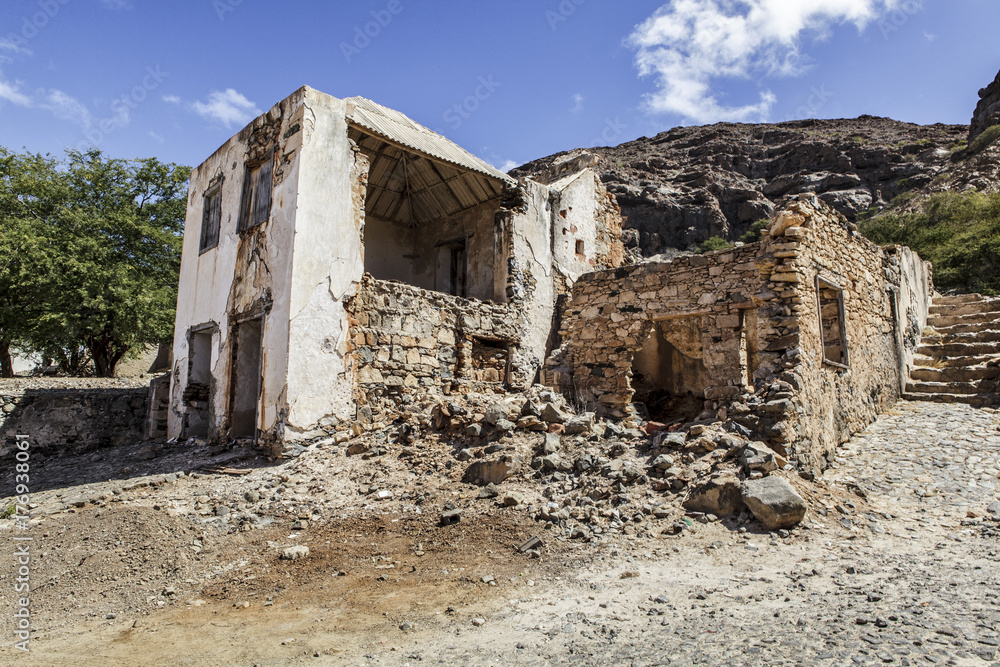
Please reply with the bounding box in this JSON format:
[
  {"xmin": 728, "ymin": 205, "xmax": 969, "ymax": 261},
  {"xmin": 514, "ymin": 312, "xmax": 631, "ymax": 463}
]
[
  {"xmin": 0, "ymin": 388, "xmax": 149, "ymax": 457},
  {"xmin": 348, "ymin": 276, "xmax": 523, "ymax": 419}
]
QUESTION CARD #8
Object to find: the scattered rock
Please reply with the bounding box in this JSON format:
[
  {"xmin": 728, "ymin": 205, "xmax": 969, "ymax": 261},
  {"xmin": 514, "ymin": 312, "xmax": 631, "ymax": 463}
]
[
  {"xmin": 280, "ymin": 545, "xmax": 310, "ymax": 561},
  {"xmin": 464, "ymin": 457, "xmax": 515, "ymax": 485},
  {"xmin": 440, "ymin": 509, "xmax": 462, "ymax": 526},
  {"xmin": 741, "ymin": 477, "xmax": 807, "ymax": 529},
  {"xmin": 518, "ymin": 536, "xmax": 543, "ymax": 553},
  {"xmin": 682, "ymin": 473, "xmax": 744, "ymax": 517}
]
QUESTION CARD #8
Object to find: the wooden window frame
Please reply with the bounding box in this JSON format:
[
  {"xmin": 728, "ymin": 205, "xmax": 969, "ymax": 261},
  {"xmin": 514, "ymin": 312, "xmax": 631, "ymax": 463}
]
[
  {"xmin": 199, "ymin": 181, "xmax": 223, "ymax": 254},
  {"xmin": 238, "ymin": 148, "xmax": 275, "ymax": 232},
  {"xmin": 816, "ymin": 276, "xmax": 849, "ymax": 369}
]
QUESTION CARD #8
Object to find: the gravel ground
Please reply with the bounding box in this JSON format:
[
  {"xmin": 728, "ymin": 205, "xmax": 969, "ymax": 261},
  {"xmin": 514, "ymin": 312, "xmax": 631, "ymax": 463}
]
[{"xmin": 0, "ymin": 400, "xmax": 997, "ymax": 666}]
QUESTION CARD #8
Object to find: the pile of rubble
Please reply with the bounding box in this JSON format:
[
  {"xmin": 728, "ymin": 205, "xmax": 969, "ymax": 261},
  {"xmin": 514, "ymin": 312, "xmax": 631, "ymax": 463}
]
[{"xmin": 292, "ymin": 385, "xmax": 811, "ymax": 541}]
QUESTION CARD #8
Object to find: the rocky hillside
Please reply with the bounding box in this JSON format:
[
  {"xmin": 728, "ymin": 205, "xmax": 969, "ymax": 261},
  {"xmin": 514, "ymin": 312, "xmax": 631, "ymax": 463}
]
[
  {"xmin": 970, "ymin": 69, "xmax": 1000, "ymax": 142},
  {"xmin": 514, "ymin": 117, "xmax": 967, "ymax": 256}
]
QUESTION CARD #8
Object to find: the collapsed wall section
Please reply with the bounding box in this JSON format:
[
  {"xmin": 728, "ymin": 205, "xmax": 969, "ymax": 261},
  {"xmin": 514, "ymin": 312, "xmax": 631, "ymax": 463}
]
[
  {"xmin": 348, "ymin": 276, "xmax": 519, "ymax": 419},
  {"xmin": 543, "ymin": 244, "xmax": 778, "ymax": 416}
]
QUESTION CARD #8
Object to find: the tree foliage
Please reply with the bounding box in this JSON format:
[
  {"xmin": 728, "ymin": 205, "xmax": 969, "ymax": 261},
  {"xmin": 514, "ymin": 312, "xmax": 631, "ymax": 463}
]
[
  {"xmin": 0, "ymin": 148, "xmax": 190, "ymax": 377},
  {"xmin": 860, "ymin": 190, "xmax": 1000, "ymax": 295}
]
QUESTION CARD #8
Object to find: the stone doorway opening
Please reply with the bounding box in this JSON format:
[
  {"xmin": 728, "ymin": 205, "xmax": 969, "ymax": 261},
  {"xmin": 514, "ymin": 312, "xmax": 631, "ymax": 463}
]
[{"xmin": 631, "ymin": 317, "xmax": 709, "ymax": 423}]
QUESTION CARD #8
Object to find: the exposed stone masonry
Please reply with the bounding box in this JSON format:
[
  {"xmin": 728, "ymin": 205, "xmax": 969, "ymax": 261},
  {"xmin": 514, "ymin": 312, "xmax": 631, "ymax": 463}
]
[
  {"xmin": 545, "ymin": 195, "xmax": 932, "ymax": 474},
  {"xmin": 0, "ymin": 388, "xmax": 149, "ymax": 457},
  {"xmin": 348, "ymin": 276, "xmax": 521, "ymax": 420}
]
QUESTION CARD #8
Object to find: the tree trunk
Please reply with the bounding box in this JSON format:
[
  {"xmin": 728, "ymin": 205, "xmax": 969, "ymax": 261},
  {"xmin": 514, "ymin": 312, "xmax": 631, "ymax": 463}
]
[
  {"xmin": 0, "ymin": 339, "xmax": 13, "ymax": 378},
  {"xmin": 91, "ymin": 337, "xmax": 127, "ymax": 378}
]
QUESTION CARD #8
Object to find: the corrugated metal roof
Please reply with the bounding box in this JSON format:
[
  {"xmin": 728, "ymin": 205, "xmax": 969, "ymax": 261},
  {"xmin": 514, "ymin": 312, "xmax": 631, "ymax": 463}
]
[{"xmin": 345, "ymin": 97, "xmax": 515, "ymax": 186}]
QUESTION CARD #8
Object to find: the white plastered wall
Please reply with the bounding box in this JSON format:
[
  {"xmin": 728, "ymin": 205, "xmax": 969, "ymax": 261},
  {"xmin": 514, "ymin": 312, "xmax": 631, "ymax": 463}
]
[
  {"xmin": 283, "ymin": 89, "xmax": 364, "ymax": 436},
  {"xmin": 168, "ymin": 90, "xmax": 307, "ymax": 441},
  {"xmin": 549, "ymin": 169, "xmax": 602, "ymax": 283}
]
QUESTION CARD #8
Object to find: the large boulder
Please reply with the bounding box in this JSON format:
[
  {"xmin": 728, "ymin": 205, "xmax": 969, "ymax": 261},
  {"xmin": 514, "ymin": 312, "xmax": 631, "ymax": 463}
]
[
  {"xmin": 682, "ymin": 473, "xmax": 744, "ymax": 517},
  {"xmin": 741, "ymin": 477, "xmax": 807, "ymax": 529}
]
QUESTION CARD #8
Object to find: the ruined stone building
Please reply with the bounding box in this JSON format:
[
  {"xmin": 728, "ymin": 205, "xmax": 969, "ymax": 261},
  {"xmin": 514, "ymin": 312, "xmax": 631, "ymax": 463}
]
[
  {"xmin": 167, "ymin": 86, "xmax": 934, "ymax": 473},
  {"xmin": 543, "ymin": 196, "xmax": 932, "ymax": 473},
  {"xmin": 168, "ymin": 87, "xmax": 624, "ymax": 452}
]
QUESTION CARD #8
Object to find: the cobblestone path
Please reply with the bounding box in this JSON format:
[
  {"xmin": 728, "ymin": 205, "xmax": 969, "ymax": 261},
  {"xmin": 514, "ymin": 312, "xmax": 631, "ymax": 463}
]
[{"xmin": 383, "ymin": 401, "xmax": 1000, "ymax": 667}]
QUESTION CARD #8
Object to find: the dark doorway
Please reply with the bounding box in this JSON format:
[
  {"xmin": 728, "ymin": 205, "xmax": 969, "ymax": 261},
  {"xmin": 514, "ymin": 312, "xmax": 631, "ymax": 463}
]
[
  {"xmin": 631, "ymin": 318, "xmax": 709, "ymax": 423},
  {"xmin": 229, "ymin": 318, "xmax": 263, "ymax": 439},
  {"xmin": 184, "ymin": 329, "xmax": 213, "ymax": 438}
]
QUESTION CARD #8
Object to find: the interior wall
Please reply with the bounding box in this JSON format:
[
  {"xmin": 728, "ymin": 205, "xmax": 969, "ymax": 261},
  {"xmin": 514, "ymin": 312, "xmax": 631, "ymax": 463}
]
[{"xmin": 363, "ymin": 199, "xmax": 501, "ymax": 302}]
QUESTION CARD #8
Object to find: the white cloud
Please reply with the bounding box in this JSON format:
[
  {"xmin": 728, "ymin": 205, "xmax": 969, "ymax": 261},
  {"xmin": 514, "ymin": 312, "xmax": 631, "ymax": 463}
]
[
  {"xmin": 571, "ymin": 93, "xmax": 585, "ymax": 114},
  {"xmin": 923, "ymin": 30, "xmax": 936, "ymax": 42},
  {"xmin": 39, "ymin": 89, "xmax": 92, "ymax": 127},
  {"xmin": 497, "ymin": 159, "xmax": 519, "ymax": 172},
  {"xmin": 100, "ymin": 0, "xmax": 133, "ymax": 9},
  {"xmin": 628, "ymin": 0, "xmax": 900, "ymax": 123},
  {"xmin": 162, "ymin": 94, "xmax": 181, "ymax": 104},
  {"xmin": 192, "ymin": 89, "xmax": 261, "ymax": 128},
  {"xmin": 148, "ymin": 130, "xmax": 165, "ymax": 143},
  {"xmin": 0, "ymin": 76, "xmax": 31, "ymax": 107}
]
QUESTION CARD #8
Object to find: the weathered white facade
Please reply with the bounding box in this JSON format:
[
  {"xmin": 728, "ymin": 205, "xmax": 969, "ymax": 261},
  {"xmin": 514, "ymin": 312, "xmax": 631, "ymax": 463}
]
[{"xmin": 168, "ymin": 87, "xmax": 623, "ymax": 452}]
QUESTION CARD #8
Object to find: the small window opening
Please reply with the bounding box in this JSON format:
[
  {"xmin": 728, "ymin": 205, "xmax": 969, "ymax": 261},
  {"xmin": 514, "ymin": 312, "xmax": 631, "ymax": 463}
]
[
  {"xmin": 575, "ymin": 239, "xmax": 586, "ymax": 256},
  {"xmin": 817, "ymin": 277, "xmax": 849, "ymax": 368},
  {"xmin": 199, "ymin": 184, "xmax": 222, "ymax": 253},
  {"xmin": 238, "ymin": 149, "xmax": 274, "ymax": 232}
]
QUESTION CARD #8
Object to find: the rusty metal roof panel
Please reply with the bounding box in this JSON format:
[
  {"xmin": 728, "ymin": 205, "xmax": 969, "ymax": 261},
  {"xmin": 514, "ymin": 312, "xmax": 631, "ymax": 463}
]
[{"xmin": 345, "ymin": 97, "xmax": 515, "ymax": 186}]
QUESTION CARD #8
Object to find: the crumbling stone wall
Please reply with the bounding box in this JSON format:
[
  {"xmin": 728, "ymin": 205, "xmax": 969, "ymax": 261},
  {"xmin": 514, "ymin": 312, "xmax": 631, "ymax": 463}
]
[
  {"xmin": 546, "ymin": 195, "xmax": 932, "ymax": 474},
  {"xmin": 543, "ymin": 244, "xmax": 780, "ymax": 416},
  {"xmin": 348, "ymin": 276, "xmax": 521, "ymax": 419},
  {"xmin": 0, "ymin": 389, "xmax": 149, "ymax": 457},
  {"xmin": 760, "ymin": 197, "xmax": 930, "ymax": 471}
]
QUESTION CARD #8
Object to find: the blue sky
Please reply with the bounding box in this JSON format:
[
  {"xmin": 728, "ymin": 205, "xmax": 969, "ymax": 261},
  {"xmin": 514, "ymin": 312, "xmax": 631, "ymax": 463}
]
[{"xmin": 1, "ymin": 0, "xmax": 998, "ymax": 171}]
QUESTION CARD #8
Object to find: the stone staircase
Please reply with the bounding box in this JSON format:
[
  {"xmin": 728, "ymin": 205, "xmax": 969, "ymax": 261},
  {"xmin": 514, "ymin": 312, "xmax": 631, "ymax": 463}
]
[{"xmin": 904, "ymin": 294, "xmax": 1000, "ymax": 406}]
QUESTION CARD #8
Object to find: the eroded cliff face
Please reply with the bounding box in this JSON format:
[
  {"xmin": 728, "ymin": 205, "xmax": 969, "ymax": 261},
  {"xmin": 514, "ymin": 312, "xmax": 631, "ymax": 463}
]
[
  {"xmin": 513, "ymin": 117, "xmax": 967, "ymax": 255},
  {"xmin": 970, "ymin": 69, "xmax": 1000, "ymax": 142}
]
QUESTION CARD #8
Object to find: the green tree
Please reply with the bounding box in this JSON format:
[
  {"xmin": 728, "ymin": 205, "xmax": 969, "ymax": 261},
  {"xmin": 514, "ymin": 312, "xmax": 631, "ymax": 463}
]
[
  {"xmin": 0, "ymin": 150, "xmax": 68, "ymax": 377},
  {"xmin": 0, "ymin": 148, "xmax": 190, "ymax": 377}
]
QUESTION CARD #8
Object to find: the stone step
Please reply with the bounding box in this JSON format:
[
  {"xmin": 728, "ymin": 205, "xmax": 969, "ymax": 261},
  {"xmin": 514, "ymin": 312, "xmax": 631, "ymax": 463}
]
[
  {"xmin": 909, "ymin": 366, "xmax": 1000, "ymax": 383},
  {"xmin": 931, "ymin": 320, "xmax": 1000, "ymax": 335},
  {"xmin": 912, "ymin": 353, "xmax": 999, "ymax": 369},
  {"xmin": 923, "ymin": 330, "xmax": 1000, "ymax": 345},
  {"xmin": 929, "ymin": 300, "xmax": 1000, "ymax": 317},
  {"xmin": 932, "ymin": 293, "xmax": 984, "ymax": 306},
  {"xmin": 902, "ymin": 392, "xmax": 1000, "ymax": 407},
  {"xmin": 905, "ymin": 381, "xmax": 996, "ymax": 396},
  {"xmin": 915, "ymin": 341, "xmax": 1000, "ymax": 358},
  {"xmin": 928, "ymin": 311, "xmax": 1000, "ymax": 328}
]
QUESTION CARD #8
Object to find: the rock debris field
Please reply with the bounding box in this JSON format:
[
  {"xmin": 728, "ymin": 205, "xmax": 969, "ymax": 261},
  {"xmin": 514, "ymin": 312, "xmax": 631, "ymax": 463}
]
[{"xmin": 1, "ymin": 399, "xmax": 998, "ymax": 666}]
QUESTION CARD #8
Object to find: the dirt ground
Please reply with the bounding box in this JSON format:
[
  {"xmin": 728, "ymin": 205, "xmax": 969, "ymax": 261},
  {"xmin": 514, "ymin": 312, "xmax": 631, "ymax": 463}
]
[{"xmin": 1, "ymin": 401, "xmax": 998, "ymax": 666}]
